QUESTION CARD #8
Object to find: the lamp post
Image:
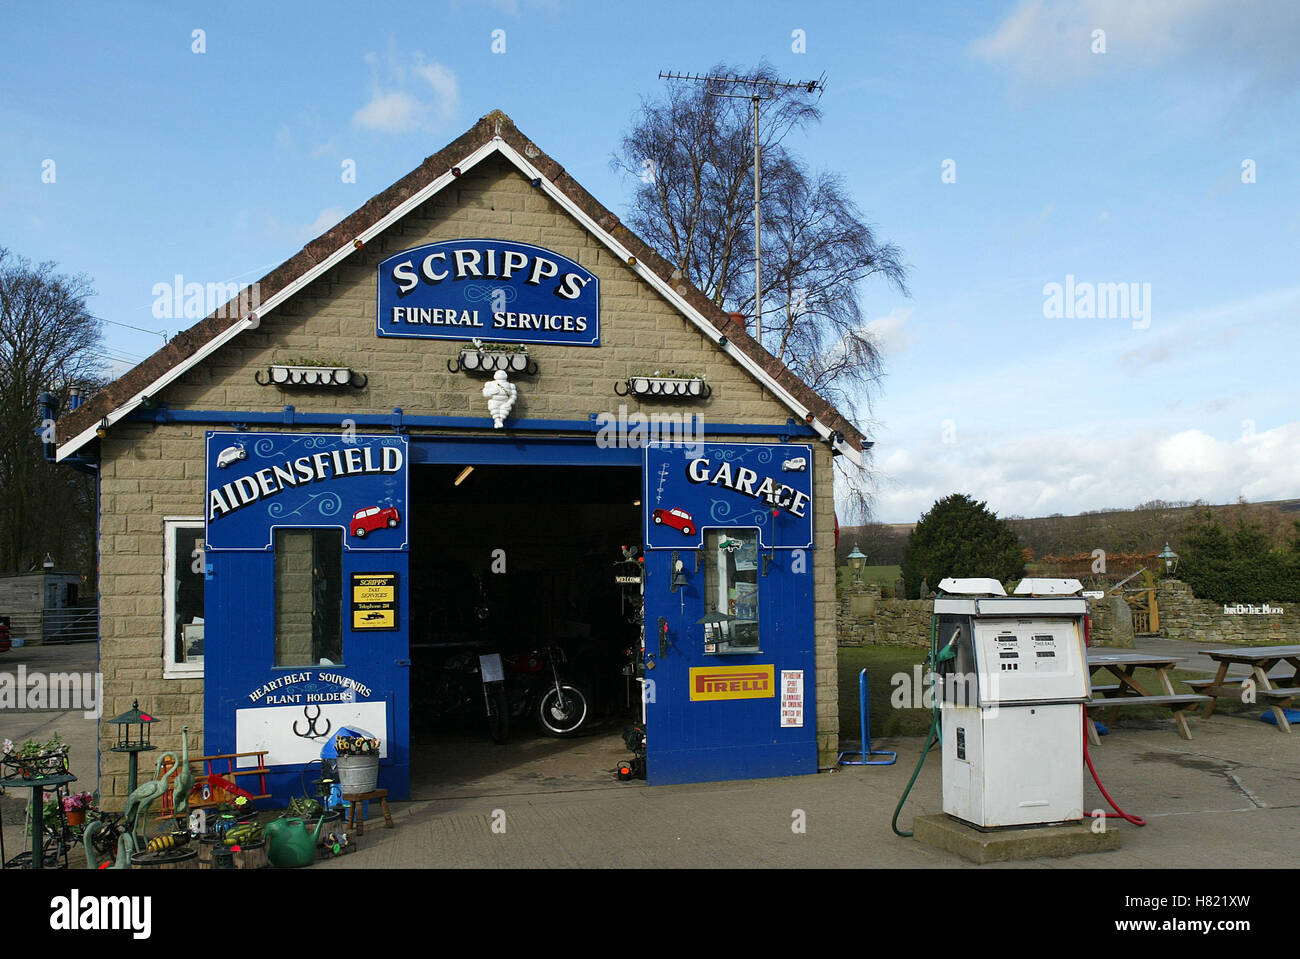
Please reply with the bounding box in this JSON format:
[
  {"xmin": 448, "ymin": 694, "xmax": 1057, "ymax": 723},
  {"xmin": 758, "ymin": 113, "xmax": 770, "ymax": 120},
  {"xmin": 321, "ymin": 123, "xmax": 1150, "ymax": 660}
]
[
  {"xmin": 1158, "ymin": 543, "xmax": 1179, "ymax": 576},
  {"xmin": 847, "ymin": 545, "xmax": 867, "ymax": 585},
  {"xmin": 108, "ymin": 700, "xmax": 158, "ymax": 798}
]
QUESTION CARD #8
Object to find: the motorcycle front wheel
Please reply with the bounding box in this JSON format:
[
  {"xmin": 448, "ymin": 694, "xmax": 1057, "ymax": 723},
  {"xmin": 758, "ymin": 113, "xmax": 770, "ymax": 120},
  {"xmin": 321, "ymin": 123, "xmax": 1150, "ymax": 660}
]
[
  {"xmin": 536, "ymin": 684, "xmax": 589, "ymax": 737},
  {"xmin": 485, "ymin": 683, "xmax": 510, "ymax": 744}
]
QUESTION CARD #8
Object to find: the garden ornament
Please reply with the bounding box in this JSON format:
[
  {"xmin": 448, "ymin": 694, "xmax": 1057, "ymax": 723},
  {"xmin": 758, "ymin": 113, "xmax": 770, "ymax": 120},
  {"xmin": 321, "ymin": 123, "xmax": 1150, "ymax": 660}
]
[
  {"xmin": 171, "ymin": 726, "xmax": 195, "ymax": 825},
  {"xmin": 483, "ymin": 370, "xmax": 517, "ymax": 428},
  {"xmin": 84, "ymin": 822, "xmax": 135, "ymax": 869},
  {"xmin": 122, "ymin": 750, "xmax": 177, "ymax": 844},
  {"xmin": 264, "ymin": 815, "xmax": 328, "ymax": 868}
]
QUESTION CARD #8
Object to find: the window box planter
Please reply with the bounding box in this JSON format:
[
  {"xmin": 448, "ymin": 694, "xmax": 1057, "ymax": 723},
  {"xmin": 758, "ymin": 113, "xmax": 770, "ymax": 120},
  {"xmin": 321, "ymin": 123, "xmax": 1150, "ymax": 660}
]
[
  {"xmin": 448, "ymin": 346, "xmax": 537, "ymax": 375},
  {"xmin": 255, "ymin": 365, "xmax": 367, "ymax": 388},
  {"xmin": 615, "ymin": 374, "xmax": 711, "ymax": 398}
]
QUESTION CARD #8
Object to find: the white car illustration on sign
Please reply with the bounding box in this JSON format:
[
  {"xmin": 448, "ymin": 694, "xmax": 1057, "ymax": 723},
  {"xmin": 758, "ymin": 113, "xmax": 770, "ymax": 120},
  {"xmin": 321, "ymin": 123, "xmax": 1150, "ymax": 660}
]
[
  {"xmin": 216, "ymin": 443, "xmax": 248, "ymax": 468},
  {"xmin": 781, "ymin": 457, "xmax": 807, "ymax": 472}
]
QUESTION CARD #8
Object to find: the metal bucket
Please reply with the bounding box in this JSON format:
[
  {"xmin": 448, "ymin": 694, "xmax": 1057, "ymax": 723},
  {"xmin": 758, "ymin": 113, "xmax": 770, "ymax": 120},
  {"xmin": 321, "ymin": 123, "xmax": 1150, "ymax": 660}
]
[{"xmin": 335, "ymin": 755, "xmax": 379, "ymax": 794}]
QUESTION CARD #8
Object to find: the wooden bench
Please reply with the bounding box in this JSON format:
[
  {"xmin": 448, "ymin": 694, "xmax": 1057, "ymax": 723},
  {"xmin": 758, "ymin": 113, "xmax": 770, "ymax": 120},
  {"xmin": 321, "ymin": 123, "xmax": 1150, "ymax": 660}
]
[
  {"xmin": 1260, "ymin": 688, "xmax": 1300, "ymax": 700},
  {"xmin": 1086, "ymin": 693, "xmax": 1211, "ymax": 744},
  {"xmin": 156, "ymin": 751, "xmax": 272, "ymax": 819},
  {"xmin": 1184, "ymin": 679, "xmax": 1299, "ymax": 700},
  {"xmin": 1089, "ymin": 694, "xmax": 1211, "ymax": 708}
]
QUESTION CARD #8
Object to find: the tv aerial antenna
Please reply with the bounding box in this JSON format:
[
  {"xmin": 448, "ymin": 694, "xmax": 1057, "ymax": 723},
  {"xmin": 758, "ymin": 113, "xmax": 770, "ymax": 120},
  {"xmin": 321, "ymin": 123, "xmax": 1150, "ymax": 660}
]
[{"xmin": 658, "ymin": 70, "xmax": 826, "ymax": 349}]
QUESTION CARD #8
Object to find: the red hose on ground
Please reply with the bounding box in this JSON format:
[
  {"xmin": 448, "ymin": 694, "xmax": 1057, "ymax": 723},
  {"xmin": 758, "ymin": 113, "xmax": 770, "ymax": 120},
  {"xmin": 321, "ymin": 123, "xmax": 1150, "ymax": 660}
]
[{"xmin": 1083, "ymin": 712, "xmax": 1146, "ymax": 826}]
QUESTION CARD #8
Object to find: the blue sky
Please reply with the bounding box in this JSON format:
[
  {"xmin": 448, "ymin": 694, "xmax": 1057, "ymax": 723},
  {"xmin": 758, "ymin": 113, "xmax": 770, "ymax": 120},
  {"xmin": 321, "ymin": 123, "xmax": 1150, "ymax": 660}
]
[{"xmin": 3, "ymin": 0, "xmax": 1297, "ymax": 522}]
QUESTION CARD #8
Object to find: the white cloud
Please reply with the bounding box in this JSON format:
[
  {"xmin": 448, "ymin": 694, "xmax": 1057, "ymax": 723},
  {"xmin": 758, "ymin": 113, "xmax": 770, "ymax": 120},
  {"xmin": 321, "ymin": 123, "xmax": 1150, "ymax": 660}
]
[
  {"xmin": 972, "ymin": 0, "xmax": 1300, "ymax": 94},
  {"xmin": 301, "ymin": 207, "xmax": 347, "ymax": 242},
  {"xmin": 864, "ymin": 306, "xmax": 913, "ymax": 356},
  {"xmin": 354, "ymin": 92, "xmax": 426, "ymax": 134},
  {"xmin": 263, "ymin": 206, "xmax": 348, "ymax": 247},
  {"xmin": 861, "ymin": 421, "xmax": 1300, "ymax": 523},
  {"xmin": 353, "ymin": 53, "xmax": 460, "ymax": 134}
]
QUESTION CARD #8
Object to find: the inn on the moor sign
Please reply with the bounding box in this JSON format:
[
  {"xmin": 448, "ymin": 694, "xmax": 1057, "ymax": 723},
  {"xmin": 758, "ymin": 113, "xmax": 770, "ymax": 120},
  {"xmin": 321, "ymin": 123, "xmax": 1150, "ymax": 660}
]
[{"xmin": 376, "ymin": 239, "xmax": 600, "ymax": 346}]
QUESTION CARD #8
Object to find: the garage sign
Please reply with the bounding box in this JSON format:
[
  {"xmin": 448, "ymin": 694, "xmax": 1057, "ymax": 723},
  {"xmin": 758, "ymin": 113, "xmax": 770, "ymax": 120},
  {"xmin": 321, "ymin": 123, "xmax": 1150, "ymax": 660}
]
[
  {"xmin": 376, "ymin": 238, "xmax": 599, "ymax": 346},
  {"xmin": 644, "ymin": 442, "xmax": 813, "ymax": 550}
]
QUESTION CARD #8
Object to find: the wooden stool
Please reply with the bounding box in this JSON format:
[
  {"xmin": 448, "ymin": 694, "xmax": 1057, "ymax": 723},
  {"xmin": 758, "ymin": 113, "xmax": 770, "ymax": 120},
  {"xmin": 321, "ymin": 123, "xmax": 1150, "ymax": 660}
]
[{"xmin": 342, "ymin": 789, "xmax": 393, "ymax": 837}]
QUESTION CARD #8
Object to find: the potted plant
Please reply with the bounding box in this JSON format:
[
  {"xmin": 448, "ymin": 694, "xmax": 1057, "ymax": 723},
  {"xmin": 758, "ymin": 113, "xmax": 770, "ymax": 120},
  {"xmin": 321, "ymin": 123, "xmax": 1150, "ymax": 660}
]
[
  {"xmin": 333, "ymin": 734, "xmax": 381, "ymax": 795},
  {"xmin": 453, "ymin": 339, "xmax": 535, "ymax": 374},
  {"xmin": 617, "ymin": 369, "xmax": 710, "ymax": 398},
  {"xmin": 62, "ymin": 791, "xmax": 95, "ymax": 827},
  {"xmin": 255, "ymin": 355, "xmax": 366, "ymax": 387},
  {"xmin": 4, "ymin": 733, "xmax": 67, "ymax": 780}
]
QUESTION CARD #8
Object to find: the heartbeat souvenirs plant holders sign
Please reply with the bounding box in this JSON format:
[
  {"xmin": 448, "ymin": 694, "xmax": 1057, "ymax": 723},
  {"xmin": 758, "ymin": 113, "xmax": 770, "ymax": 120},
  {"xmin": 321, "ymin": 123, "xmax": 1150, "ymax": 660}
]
[
  {"xmin": 643, "ymin": 442, "xmax": 814, "ymax": 550},
  {"xmin": 205, "ymin": 431, "xmax": 409, "ymax": 551},
  {"xmin": 376, "ymin": 238, "xmax": 600, "ymax": 346}
]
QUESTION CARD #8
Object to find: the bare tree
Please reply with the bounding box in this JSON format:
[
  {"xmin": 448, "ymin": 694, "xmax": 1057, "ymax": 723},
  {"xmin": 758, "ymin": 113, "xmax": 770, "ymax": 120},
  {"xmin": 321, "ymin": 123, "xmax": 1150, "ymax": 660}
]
[
  {"xmin": 613, "ymin": 63, "xmax": 909, "ymax": 520},
  {"xmin": 0, "ymin": 248, "xmax": 103, "ymax": 577}
]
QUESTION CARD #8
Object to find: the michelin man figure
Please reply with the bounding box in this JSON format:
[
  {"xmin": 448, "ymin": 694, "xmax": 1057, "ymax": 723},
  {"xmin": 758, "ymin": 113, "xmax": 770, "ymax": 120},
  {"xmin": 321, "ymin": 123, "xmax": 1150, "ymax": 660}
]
[{"xmin": 483, "ymin": 369, "xmax": 517, "ymax": 428}]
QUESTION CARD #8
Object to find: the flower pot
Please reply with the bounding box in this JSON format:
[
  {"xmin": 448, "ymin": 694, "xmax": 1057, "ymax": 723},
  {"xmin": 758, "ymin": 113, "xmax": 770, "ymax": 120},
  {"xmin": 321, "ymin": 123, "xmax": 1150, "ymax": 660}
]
[
  {"xmin": 335, "ymin": 754, "xmax": 379, "ymax": 794},
  {"xmin": 66, "ymin": 809, "xmax": 86, "ymax": 827}
]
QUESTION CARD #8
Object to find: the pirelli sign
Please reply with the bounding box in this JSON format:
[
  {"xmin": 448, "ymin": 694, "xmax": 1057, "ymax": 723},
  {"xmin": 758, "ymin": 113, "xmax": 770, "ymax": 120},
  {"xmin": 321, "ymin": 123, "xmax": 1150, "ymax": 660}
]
[{"xmin": 689, "ymin": 664, "xmax": 776, "ymax": 702}]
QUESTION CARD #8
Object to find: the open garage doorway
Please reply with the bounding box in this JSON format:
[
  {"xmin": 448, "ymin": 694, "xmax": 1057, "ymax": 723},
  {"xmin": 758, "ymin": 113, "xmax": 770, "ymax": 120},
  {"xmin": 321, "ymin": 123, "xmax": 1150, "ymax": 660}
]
[{"xmin": 408, "ymin": 462, "xmax": 643, "ymax": 799}]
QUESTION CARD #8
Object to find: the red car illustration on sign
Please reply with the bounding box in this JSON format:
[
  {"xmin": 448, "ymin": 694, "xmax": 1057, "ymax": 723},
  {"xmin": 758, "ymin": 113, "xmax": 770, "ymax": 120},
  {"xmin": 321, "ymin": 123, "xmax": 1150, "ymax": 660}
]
[
  {"xmin": 652, "ymin": 507, "xmax": 695, "ymax": 536},
  {"xmin": 351, "ymin": 505, "xmax": 400, "ymax": 538}
]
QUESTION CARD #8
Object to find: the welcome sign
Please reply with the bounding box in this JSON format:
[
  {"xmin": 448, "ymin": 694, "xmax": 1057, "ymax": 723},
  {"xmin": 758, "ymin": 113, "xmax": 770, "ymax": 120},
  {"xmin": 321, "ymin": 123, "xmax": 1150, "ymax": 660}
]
[
  {"xmin": 643, "ymin": 442, "xmax": 814, "ymax": 550},
  {"xmin": 376, "ymin": 238, "xmax": 600, "ymax": 346},
  {"xmin": 205, "ymin": 431, "xmax": 409, "ymax": 551}
]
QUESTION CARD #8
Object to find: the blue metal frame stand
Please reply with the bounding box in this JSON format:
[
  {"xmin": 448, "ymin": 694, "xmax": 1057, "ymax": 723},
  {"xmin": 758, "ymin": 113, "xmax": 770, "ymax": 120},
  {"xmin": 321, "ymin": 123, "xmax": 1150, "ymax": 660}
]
[{"xmin": 837, "ymin": 669, "xmax": 896, "ymax": 766}]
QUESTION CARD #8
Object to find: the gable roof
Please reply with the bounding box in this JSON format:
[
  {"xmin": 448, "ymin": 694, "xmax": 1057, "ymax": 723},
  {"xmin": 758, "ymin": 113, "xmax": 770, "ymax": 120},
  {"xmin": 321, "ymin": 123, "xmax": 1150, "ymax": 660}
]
[{"xmin": 57, "ymin": 110, "xmax": 868, "ymax": 466}]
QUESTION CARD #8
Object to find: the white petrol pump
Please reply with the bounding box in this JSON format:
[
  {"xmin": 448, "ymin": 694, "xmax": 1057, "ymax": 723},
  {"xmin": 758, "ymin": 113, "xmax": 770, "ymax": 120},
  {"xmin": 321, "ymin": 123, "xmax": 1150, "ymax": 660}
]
[{"xmin": 933, "ymin": 578, "xmax": 1090, "ymax": 829}]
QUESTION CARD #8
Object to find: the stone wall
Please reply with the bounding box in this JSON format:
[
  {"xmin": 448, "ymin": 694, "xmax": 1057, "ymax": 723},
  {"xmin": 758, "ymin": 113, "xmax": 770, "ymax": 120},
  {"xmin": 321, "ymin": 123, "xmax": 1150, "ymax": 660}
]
[
  {"xmin": 837, "ymin": 583, "xmax": 1138, "ymax": 649},
  {"xmin": 93, "ymin": 153, "xmax": 844, "ymax": 801},
  {"xmin": 1157, "ymin": 578, "xmax": 1294, "ymax": 645},
  {"xmin": 837, "ymin": 583, "xmax": 931, "ymax": 648}
]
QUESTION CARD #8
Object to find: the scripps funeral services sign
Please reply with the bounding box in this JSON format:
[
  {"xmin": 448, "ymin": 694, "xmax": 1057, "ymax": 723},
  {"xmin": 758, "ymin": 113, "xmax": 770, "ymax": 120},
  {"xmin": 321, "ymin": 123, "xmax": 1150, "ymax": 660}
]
[{"xmin": 376, "ymin": 239, "xmax": 599, "ymax": 346}]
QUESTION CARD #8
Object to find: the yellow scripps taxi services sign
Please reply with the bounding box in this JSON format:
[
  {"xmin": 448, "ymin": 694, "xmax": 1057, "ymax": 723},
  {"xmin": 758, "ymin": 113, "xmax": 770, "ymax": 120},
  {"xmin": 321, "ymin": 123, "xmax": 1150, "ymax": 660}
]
[
  {"xmin": 689, "ymin": 664, "xmax": 776, "ymax": 702},
  {"xmin": 351, "ymin": 573, "xmax": 398, "ymax": 630}
]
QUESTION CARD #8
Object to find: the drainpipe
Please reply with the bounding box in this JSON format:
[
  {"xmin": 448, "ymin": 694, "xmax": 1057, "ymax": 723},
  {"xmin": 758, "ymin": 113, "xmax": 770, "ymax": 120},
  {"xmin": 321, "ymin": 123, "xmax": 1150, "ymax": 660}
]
[{"xmin": 38, "ymin": 390, "xmax": 99, "ymax": 475}]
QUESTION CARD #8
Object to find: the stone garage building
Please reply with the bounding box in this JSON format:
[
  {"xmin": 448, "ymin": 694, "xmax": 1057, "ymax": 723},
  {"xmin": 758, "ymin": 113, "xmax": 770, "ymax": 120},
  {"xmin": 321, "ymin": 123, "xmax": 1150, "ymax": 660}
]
[{"xmin": 56, "ymin": 110, "xmax": 869, "ymax": 806}]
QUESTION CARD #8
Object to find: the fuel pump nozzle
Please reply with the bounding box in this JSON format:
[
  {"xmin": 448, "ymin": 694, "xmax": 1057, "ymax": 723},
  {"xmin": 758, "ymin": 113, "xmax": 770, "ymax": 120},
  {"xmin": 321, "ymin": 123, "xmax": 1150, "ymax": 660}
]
[{"xmin": 933, "ymin": 625, "xmax": 961, "ymax": 667}]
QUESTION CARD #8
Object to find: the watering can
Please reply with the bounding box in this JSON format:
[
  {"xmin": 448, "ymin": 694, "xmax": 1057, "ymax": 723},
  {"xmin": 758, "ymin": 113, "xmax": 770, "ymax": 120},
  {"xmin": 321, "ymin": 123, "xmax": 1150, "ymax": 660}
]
[{"xmin": 265, "ymin": 815, "xmax": 327, "ymax": 869}]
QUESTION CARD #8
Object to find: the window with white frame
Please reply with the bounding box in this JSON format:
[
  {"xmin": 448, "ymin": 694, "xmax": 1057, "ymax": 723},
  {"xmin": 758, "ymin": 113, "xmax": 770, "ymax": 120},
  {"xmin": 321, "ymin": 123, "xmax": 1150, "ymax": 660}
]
[{"xmin": 164, "ymin": 517, "xmax": 205, "ymax": 678}]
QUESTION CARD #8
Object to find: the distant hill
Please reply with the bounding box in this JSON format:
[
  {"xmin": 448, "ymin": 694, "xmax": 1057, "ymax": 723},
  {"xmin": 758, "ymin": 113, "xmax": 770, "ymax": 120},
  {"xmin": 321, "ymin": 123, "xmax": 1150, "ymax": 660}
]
[{"xmin": 839, "ymin": 498, "xmax": 1299, "ymax": 567}]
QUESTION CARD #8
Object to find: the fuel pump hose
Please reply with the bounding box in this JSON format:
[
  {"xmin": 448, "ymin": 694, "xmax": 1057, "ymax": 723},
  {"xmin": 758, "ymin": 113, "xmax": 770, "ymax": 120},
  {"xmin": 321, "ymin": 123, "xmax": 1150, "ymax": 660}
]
[
  {"xmin": 891, "ymin": 614, "xmax": 941, "ymax": 838},
  {"xmin": 1082, "ymin": 714, "xmax": 1146, "ymax": 826}
]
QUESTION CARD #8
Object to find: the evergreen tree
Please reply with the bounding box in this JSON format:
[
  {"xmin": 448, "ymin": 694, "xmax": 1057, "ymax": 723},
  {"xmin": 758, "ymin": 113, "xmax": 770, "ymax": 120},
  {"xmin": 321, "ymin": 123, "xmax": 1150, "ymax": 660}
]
[{"xmin": 900, "ymin": 493, "xmax": 1025, "ymax": 598}]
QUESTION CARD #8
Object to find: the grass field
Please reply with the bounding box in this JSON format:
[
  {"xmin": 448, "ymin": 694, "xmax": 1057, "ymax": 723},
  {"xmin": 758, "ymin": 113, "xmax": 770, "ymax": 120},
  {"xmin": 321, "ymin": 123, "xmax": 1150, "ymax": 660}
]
[
  {"xmin": 835, "ymin": 646, "xmax": 1259, "ymax": 745},
  {"xmin": 836, "ymin": 564, "xmax": 902, "ymax": 593}
]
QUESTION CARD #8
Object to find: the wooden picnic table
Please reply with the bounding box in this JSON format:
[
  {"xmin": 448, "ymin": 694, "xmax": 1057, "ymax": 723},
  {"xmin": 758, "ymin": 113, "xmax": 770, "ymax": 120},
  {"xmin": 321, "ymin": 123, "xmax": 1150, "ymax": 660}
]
[
  {"xmin": 1086, "ymin": 650, "xmax": 1210, "ymax": 743},
  {"xmin": 1192, "ymin": 645, "xmax": 1300, "ymax": 733}
]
